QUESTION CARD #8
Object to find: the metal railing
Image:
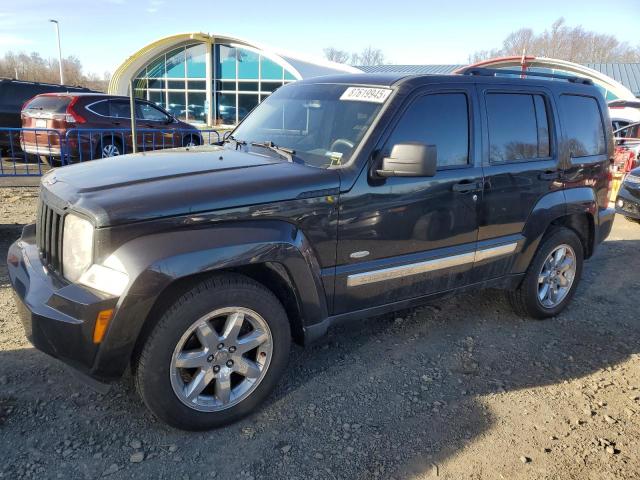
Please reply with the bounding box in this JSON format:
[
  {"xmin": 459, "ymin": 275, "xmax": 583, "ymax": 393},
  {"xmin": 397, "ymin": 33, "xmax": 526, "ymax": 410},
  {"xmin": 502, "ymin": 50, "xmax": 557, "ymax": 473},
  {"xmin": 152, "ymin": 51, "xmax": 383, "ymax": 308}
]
[
  {"xmin": 0, "ymin": 127, "xmax": 63, "ymax": 176},
  {"xmin": 0, "ymin": 127, "xmax": 222, "ymax": 176}
]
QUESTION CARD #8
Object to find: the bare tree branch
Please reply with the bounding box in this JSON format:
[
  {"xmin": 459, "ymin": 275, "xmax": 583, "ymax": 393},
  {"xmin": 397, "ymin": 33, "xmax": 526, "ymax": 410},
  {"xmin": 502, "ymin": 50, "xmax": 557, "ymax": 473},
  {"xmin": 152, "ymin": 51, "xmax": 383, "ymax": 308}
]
[
  {"xmin": 0, "ymin": 50, "xmax": 110, "ymax": 91},
  {"xmin": 470, "ymin": 17, "xmax": 640, "ymax": 63}
]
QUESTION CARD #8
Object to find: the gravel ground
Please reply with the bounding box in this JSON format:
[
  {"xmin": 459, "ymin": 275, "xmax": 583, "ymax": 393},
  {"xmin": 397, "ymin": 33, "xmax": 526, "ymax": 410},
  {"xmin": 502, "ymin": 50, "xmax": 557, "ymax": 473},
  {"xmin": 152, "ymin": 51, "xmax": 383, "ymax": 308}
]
[{"xmin": 1, "ymin": 186, "xmax": 639, "ymax": 480}]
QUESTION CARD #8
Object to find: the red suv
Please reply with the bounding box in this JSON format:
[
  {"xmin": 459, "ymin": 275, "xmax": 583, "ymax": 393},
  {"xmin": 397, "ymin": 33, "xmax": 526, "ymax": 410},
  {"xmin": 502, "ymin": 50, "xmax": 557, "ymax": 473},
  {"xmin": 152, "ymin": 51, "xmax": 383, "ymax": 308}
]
[{"xmin": 20, "ymin": 93, "xmax": 202, "ymax": 164}]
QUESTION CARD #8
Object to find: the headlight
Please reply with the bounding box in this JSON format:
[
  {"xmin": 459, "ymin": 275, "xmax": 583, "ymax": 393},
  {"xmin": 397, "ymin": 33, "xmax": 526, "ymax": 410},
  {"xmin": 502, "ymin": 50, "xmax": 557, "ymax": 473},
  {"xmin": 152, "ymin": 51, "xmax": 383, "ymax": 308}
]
[
  {"xmin": 78, "ymin": 254, "xmax": 129, "ymax": 297},
  {"xmin": 62, "ymin": 214, "xmax": 94, "ymax": 282},
  {"xmin": 624, "ymin": 174, "xmax": 640, "ymax": 185}
]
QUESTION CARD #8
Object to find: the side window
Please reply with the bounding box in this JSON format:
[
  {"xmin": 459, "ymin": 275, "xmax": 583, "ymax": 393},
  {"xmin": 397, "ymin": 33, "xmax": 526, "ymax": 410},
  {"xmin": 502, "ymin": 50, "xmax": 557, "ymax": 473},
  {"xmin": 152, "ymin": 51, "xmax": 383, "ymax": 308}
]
[
  {"xmin": 88, "ymin": 100, "xmax": 109, "ymax": 116},
  {"xmin": 109, "ymin": 101, "xmax": 131, "ymax": 119},
  {"xmin": 559, "ymin": 95, "xmax": 606, "ymax": 157},
  {"xmin": 385, "ymin": 93, "xmax": 469, "ymax": 168},
  {"xmin": 486, "ymin": 93, "xmax": 551, "ymax": 164},
  {"xmin": 137, "ymin": 102, "xmax": 169, "ymax": 122}
]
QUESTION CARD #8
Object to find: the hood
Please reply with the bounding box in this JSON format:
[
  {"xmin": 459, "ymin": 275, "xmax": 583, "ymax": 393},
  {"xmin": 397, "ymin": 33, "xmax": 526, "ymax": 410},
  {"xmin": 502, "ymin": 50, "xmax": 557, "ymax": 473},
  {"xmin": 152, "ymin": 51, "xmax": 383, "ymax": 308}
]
[{"xmin": 41, "ymin": 145, "xmax": 340, "ymax": 227}]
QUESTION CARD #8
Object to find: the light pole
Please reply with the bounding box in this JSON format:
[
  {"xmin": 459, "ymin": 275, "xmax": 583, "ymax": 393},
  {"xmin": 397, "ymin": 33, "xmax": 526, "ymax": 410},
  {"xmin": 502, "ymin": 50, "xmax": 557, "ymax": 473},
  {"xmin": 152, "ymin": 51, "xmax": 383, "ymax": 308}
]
[{"xmin": 49, "ymin": 19, "xmax": 64, "ymax": 85}]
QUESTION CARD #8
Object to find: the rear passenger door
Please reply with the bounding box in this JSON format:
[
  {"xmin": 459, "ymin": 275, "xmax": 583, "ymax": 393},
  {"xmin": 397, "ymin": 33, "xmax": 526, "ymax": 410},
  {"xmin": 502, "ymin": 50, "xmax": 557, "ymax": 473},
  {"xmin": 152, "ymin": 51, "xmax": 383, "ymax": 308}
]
[{"xmin": 473, "ymin": 85, "xmax": 562, "ymax": 282}]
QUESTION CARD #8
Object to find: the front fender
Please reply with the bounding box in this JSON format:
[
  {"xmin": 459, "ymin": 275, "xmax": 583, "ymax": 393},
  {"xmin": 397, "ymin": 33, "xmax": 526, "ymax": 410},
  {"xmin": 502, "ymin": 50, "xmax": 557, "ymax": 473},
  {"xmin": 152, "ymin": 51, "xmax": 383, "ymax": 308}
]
[{"xmin": 91, "ymin": 220, "xmax": 327, "ymax": 379}]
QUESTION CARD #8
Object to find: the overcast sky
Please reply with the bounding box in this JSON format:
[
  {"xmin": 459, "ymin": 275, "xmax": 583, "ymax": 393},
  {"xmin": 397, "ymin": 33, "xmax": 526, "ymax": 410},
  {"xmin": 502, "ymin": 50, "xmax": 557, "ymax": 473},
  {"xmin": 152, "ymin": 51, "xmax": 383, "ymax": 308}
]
[{"xmin": 1, "ymin": 0, "xmax": 639, "ymax": 76}]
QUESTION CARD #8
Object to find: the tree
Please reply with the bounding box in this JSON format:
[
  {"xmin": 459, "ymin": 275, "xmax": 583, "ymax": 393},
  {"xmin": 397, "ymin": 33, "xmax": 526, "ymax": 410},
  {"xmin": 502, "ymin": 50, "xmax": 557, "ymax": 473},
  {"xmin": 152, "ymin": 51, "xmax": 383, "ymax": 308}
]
[
  {"xmin": 323, "ymin": 45, "xmax": 386, "ymax": 66},
  {"xmin": 323, "ymin": 47, "xmax": 350, "ymax": 64},
  {"xmin": 352, "ymin": 46, "xmax": 385, "ymax": 66},
  {"xmin": 0, "ymin": 50, "xmax": 110, "ymax": 91},
  {"xmin": 469, "ymin": 18, "xmax": 640, "ymax": 64}
]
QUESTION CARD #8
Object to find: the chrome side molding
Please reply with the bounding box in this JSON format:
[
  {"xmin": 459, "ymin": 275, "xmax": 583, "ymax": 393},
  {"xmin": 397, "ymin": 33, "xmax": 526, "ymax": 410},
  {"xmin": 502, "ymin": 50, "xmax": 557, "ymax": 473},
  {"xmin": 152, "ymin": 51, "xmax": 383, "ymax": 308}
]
[{"xmin": 347, "ymin": 242, "xmax": 518, "ymax": 287}]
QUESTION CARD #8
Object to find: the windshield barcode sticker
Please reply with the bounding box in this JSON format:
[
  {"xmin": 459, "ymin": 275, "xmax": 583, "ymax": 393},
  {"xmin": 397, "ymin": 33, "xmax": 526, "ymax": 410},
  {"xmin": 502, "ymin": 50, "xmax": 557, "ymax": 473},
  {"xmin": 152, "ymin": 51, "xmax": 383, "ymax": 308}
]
[{"xmin": 340, "ymin": 87, "xmax": 392, "ymax": 103}]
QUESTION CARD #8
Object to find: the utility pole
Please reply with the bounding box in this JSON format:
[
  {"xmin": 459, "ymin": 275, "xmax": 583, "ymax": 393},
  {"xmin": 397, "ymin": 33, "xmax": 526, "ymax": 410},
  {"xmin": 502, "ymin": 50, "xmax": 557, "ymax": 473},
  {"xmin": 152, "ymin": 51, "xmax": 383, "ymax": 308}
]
[
  {"xmin": 129, "ymin": 80, "xmax": 138, "ymax": 153},
  {"xmin": 49, "ymin": 19, "xmax": 64, "ymax": 85}
]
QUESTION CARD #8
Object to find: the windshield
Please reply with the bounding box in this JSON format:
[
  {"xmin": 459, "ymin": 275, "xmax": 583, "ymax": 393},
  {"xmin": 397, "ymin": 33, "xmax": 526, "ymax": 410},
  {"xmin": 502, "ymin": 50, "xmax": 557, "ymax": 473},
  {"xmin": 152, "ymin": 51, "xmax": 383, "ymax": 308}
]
[{"xmin": 229, "ymin": 83, "xmax": 390, "ymax": 168}]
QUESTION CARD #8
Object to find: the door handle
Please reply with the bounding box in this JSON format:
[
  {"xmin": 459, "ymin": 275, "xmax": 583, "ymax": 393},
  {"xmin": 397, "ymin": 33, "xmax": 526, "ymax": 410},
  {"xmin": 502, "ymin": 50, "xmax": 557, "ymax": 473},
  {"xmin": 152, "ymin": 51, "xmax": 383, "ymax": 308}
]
[
  {"xmin": 538, "ymin": 170, "xmax": 560, "ymax": 181},
  {"xmin": 452, "ymin": 181, "xmax": 482, "ymax": 193}
]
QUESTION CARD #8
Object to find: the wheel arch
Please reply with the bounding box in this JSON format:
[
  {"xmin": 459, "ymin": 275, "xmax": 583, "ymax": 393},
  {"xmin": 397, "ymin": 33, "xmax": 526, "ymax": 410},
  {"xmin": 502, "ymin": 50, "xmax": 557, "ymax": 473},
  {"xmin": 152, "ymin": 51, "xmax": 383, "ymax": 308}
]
[
  {"xmin": 91, "ymin": 220, "xmax": 327, "ymax": 380},
  {"xmin": 512, "ymin": 187, "xmax": 598, "ymax": 274}
]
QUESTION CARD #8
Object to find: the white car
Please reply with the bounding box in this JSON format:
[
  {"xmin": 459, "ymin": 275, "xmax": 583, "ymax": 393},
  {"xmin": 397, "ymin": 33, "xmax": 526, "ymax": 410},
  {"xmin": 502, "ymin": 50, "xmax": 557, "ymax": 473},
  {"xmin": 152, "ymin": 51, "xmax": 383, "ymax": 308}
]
[{"xmin": 609, "ymin": 100, "xmax": 640, "ymax": 132}]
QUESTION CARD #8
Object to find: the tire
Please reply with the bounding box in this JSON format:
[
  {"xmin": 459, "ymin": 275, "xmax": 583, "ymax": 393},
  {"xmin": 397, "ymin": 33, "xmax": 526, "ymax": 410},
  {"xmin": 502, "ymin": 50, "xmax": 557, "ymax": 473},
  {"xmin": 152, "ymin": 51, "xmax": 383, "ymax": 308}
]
[
  {"xmin": 183, "ymin": 134, "xmax": 201, "ymax": 147},
  {"xmin": 506, "ymin": 227, "xmax": 584, "ymax": 319},
  {"xmin": 135, "ymin": 273, "xmax": 291, "ymax": 430}
]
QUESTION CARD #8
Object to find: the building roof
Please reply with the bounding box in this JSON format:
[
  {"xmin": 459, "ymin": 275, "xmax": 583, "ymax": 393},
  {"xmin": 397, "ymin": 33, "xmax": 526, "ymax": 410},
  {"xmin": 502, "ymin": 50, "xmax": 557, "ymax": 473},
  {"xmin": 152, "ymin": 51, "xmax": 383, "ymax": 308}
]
[
  {"xmin": 109, "ymin": 32, "xmax": 359, "ymax": 95},
  {"xmin": 357, "ymin": 62, "xmax": 640, "ymax": 98},
  {"xmin": 585, "ymin": 64, "xmax": 640, "ymax": 97},
  {"xmin": 355, "ymin": 64, "xmax": 462, "ymax": 75}
]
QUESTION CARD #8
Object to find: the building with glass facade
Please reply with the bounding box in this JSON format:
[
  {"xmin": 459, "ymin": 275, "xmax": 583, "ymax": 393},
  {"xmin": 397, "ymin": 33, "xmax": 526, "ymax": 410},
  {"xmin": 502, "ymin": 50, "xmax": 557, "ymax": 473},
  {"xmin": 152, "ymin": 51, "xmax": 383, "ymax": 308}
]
[{"xmin": 108, "ymin": 33, "xmax": 359, "ymax": 126}]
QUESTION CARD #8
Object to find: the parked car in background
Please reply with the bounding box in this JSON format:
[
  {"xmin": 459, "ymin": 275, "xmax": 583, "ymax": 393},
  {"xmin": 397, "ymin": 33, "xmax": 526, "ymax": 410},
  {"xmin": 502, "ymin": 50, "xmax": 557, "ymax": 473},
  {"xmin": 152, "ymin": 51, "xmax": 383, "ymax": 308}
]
[
  {"xmin": 609, "ymin": 99, "xmax": 640, "ymax": 132},
  {"xmin": 613, "ymin": 121, "xmax": 640, "ymax": 174},
  {"xmin": 615, "ymin": 166, "xmax": 640, "ymax": 224},
  {"xmin": 0, "ymin": 78, "xmax": 95, "ymax": 156},
  {"xmin": 20, "ymin": 93, "xmax": 202, "ymax": 164}
]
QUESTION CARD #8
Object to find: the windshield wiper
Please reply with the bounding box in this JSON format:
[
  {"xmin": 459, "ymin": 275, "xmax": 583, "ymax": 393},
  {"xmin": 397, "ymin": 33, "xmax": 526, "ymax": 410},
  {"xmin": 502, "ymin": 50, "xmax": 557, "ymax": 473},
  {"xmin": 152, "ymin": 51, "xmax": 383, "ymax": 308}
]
[
  {"xmin": 250, "ymin": 141, "xmax": 296, "ymax": 162},
  {"xmin": 223, "ymin": 134, "xmax": 246, "ymax": 149}
]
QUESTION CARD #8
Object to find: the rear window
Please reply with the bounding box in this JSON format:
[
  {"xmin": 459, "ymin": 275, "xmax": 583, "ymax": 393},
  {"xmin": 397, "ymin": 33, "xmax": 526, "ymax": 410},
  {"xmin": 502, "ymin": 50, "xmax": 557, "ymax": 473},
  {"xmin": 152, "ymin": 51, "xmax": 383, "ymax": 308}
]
[
  {"xmin": 109, "ymin": 101, "xmax": 131, "ymax": 118},
  {"xmin": 486, "ymin": 93, "xmax": 551, "ymax": 163},
  {"xmin": 559, "ymin": 95, "xmax": 606, "ymax": 157},
  {"xmin": 24, "ymin": 96, "xmax": 71, "ymax": 114}
]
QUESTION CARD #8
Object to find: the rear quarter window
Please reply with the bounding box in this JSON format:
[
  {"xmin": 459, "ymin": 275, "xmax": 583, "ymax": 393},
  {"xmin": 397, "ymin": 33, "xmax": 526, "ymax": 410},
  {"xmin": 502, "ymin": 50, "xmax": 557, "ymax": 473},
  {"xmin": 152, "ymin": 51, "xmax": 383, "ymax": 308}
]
[{"xmin": 559, "ymin": 95, "xmax": 606, "ymax": 157}]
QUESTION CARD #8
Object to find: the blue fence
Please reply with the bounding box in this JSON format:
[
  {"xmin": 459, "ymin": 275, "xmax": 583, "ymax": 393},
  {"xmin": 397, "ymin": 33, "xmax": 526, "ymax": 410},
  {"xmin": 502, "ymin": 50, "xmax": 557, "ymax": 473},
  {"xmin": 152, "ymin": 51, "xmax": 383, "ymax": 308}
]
[{"xmin": 0, "ymin": 127, "xmax": 222, "ymax": 177}]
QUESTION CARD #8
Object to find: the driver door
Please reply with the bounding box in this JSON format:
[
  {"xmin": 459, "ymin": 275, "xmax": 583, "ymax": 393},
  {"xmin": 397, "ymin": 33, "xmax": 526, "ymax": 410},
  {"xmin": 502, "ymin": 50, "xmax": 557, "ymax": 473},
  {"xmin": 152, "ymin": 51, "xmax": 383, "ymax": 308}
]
[
  {"xmin": 333, "ymin": 86, "xmax": 483, "ymax": 314},
  {"xmin": 136, "ymin": 101, "xmax": 173, "ymax": 152}
]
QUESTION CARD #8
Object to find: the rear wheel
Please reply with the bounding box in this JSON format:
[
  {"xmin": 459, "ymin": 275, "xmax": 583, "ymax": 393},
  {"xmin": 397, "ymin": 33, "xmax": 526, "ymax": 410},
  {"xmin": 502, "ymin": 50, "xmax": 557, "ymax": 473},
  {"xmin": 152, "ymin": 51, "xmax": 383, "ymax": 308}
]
[
  {"xmin": 135, "ymin": 274, "xmax": 291, "ymax": 430},
  {"xmin": 507, "ymin": 227, "xmax": 583, "ymax": 319},
  {"xmin": 98, "ymin": 139, "xmax": 122, "ymax": 158}
]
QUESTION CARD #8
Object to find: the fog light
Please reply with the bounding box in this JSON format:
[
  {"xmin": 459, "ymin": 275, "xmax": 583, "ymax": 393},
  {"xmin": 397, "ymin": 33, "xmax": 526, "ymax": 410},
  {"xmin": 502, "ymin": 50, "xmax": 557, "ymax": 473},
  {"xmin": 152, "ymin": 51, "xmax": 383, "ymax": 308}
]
[
  {"xmin": 617, "ymin": 199, "xmax": 624, "ymax": 208},
  {"xmin": 93, "ymin": 309, "xmax": 114, "ymax": 344}
]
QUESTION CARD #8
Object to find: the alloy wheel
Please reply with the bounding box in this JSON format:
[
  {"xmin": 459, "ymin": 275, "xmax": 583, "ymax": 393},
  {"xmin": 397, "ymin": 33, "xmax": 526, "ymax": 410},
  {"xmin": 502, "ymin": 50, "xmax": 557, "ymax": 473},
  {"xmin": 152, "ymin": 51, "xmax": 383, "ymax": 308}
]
[
  {"xmin": 169, "ymin": 307, "xmax": 273, "ymax": 412},
  {"xmin": 537, "ymin": 244, "xmax": 577, "ymax": 308},
  {"xmin": 102, "ymin": 144, "xmax": 120, "ymax": 157}
]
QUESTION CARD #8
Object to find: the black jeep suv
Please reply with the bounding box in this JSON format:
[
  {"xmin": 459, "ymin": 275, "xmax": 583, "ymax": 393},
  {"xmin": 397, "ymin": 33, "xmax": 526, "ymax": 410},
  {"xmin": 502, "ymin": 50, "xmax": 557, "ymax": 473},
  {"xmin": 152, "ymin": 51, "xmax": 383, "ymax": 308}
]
[{"xmin": 8, "ymin": 69, "xmax": 615, "ymax": 430}]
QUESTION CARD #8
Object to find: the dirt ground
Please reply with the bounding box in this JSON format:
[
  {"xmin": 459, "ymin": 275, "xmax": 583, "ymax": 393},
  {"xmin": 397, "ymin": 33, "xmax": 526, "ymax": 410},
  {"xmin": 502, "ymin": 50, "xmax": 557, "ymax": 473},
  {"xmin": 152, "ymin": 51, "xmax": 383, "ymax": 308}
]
[{"xmin": 1, "ymin": 186, "xmax": 639, "ymax": 480}]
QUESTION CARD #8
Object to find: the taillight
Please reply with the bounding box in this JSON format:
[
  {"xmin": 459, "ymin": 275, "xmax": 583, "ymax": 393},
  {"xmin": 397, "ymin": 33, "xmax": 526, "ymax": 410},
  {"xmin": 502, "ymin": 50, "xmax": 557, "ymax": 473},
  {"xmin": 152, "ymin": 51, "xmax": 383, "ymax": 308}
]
[{"xmin": 65, "ymin": 97, "xmax": 86, "ymax": 124}]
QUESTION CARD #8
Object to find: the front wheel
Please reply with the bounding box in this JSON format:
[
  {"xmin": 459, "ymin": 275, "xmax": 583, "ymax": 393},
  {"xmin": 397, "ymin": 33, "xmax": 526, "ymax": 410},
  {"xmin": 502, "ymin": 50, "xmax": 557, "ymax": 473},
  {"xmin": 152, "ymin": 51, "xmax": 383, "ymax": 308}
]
[
  {"xmin": 135, "ymin": 274, "xmax": 291, "ymax": 430},
  {"xmin": 506, "ymin": 227, "xmax": 583, "ymax": 319}
]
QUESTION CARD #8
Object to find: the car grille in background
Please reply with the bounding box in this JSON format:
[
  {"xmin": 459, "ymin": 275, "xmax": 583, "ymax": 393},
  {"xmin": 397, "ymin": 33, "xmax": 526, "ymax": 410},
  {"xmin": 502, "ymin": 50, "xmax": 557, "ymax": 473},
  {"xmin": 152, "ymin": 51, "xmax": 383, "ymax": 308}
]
[{"xmin": 36, "ymin": 200, "xmax": 64, "ymax": 274}]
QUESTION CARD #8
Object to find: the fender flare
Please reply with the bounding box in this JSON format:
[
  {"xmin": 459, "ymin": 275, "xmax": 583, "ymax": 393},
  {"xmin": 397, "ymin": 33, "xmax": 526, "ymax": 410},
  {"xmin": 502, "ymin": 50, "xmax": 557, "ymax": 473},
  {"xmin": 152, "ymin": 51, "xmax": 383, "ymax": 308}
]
[
  {"xmin": 91, "ymin": 220, "xmax": 327, "ymax": 379},
  {"xmin": 512, "ymin": 187, "xmax": 597, "ymax": 273}
]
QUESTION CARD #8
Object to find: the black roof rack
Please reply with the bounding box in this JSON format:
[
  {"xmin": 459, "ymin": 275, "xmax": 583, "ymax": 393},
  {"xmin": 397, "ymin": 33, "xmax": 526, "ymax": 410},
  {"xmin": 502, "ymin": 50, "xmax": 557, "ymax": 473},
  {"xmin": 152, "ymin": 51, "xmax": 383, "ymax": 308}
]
[{"xmin": 460, "ymin": 67, "xmax": 593, "ymax": 85}]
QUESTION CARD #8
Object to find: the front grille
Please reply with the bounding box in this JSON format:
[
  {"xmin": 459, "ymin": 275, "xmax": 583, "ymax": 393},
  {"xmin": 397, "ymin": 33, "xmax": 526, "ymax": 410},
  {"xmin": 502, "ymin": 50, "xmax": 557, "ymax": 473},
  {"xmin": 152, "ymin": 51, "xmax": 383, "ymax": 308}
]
[{"xmin": 36, "ymin": 200, "xmax": 64, "ymax": 273}]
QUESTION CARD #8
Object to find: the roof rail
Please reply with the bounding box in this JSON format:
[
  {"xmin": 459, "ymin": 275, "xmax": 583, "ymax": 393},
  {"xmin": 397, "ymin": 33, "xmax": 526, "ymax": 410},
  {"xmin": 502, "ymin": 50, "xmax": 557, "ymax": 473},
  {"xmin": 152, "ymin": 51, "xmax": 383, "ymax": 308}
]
[{"xmin": 460, "ymin": 67, "xmax": 593, "ymax": 85}]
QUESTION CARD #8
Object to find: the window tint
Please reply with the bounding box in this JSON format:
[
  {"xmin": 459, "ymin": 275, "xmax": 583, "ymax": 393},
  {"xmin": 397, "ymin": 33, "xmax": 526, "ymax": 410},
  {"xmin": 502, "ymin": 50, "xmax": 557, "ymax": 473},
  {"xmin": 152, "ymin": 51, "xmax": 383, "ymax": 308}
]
[
  {"xmin": 486, "ymin": 93, "xmax": 550, "ymax": 163},
  {"xmin": 88, "ymin": 100, "xmax": 109, "ymax": 116},
  {"xmin": 385, "ymin": 93, "xmax": 469, "ymax": 168},
  {"xmin": 109, "ymin": 101, "xmax": 131, "ymax": 119},
  {"xmin": 137, "ymin": 102, "xmax": 168, "ymax": 122},
  {"xmin": 23, "ymin": 95, "xmax": 71, "ymax": 114},
  {"xmin": 559, "ymin": 95, "xmax": 606, "ymax": 157}
]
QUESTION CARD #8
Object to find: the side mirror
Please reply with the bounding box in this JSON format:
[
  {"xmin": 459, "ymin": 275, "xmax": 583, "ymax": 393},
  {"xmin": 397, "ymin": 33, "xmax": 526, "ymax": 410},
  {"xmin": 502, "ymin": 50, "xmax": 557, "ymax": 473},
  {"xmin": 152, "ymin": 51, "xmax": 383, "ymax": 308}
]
[{"xmin": 377, "ymin": 143, "xmax": 437, "ymax": 177}]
